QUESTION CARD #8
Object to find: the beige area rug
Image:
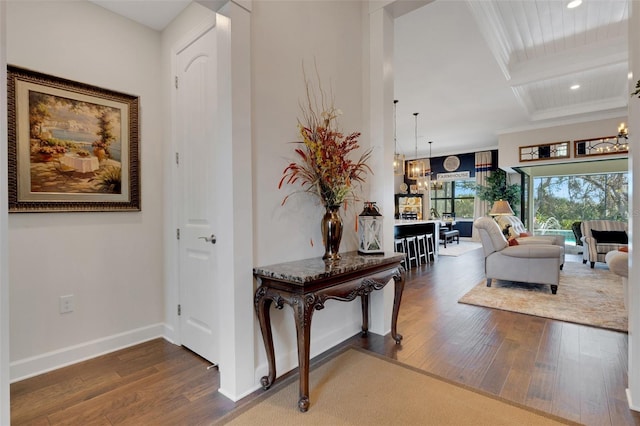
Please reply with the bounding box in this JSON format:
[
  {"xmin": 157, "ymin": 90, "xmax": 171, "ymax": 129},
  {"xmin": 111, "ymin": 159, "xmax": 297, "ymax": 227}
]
[
  {"xmin": 217, "ymin": 348, "xmax": 575, "ymax": 425},
  {"xmin": 459, "ymin": 260, "xmax": 627, "ymax": 332},
  {"xmin": 438, "ymin": 239, "xmax": 482, "ymax": 256}
]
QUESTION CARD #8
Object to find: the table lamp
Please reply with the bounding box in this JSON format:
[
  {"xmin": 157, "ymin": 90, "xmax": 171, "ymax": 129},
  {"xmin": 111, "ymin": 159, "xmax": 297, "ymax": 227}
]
[{"xmin": 489, "ymin": 200, "xmax": 514, "ymax": 216}]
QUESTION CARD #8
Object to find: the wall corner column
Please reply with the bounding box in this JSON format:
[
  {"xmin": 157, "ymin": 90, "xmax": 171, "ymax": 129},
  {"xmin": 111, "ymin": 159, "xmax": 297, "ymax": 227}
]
[
  {"xmin": 215, "ymin": 0, "xmax": 256, "ymax": 401},
  {"xmin": 367, "ymin": 4, "xmax": 396, "ymax": 336}
]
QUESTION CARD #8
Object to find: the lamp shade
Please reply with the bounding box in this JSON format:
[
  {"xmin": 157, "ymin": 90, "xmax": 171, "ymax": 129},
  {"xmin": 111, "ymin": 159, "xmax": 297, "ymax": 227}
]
[{"xmin": 489, "ymin": 200, "xmax": 514, "ymax": 216}]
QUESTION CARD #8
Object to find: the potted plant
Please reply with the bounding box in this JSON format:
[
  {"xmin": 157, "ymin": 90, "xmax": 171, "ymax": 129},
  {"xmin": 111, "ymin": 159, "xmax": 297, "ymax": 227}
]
[{"xmin": 474, "ymin": 169, "xmax": 520, "ymax": 212}]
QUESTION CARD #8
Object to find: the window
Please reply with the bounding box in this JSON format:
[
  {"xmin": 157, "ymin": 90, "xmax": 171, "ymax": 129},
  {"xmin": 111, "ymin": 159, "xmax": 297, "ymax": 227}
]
[
  {"xmin": 532, "ymin": 172, "xmax": 628, "ymax": 241},
  {"xmin": 430, "ymin": 180, "xmax": 475, "ymax": 219}
]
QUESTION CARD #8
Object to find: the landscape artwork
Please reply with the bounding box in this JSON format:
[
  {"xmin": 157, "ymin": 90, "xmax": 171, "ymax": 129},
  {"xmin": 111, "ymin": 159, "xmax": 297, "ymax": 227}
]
[
  {"xmin": 8, "ymin": 66, "xmax": 140, "ymax": 212},
  {"xmin": 28, "ymin": 91, "xmax": 123, "ymax": 195}
]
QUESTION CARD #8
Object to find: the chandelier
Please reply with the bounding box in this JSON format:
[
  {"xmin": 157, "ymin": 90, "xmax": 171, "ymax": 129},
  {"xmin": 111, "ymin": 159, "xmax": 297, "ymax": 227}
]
[
  {"xmin": 428, "ymin": 141, "xmax": 441, "ymax": 190},
  {"xmin": 393, "ymin": 100, "xmax": 404, "ymax": 175},
  {"xmin": 407, "ymin": 112, "xmax": 426, "ymax": 184},
  {"xmin": 618, "ymin": 122, "xmax": 628, "ymax": 139}
]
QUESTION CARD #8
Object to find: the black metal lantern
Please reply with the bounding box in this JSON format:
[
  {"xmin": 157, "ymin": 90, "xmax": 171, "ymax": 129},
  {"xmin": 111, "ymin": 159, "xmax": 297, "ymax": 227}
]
[{"xmin": 358, "ymin": 202, "xmax": 384, "ymax": 255}]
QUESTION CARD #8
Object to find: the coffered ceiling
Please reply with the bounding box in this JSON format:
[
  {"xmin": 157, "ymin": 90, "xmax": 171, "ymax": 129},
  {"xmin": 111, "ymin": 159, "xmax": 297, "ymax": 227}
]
[
  {"xmin": 87, "ymin": 0, "xmax": 630, "ymax": 160},
  {"xmin": 394, "ymin": 0, "xmax": 629, "ymax": 159}
]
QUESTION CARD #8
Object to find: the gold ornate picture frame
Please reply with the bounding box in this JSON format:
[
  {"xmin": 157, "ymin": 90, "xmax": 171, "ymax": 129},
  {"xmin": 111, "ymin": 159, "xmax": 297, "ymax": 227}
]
[{"xmin": 7, "ymin": 66, "xmax": 140, "ymax": 212}]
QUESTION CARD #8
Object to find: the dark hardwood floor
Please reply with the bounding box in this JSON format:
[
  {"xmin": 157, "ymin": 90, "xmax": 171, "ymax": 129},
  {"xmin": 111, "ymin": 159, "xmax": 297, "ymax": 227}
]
[{"xmin": 11, "ymin": 247, "xmax": 640, "ymax": 425}]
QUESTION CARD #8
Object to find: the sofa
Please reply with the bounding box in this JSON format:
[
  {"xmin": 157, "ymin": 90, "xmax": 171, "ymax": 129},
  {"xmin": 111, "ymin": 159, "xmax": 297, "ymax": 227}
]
[
  {"xmin": 580, "ymin": 220, "xmax": 628, "ymax": 268},
  {"xmin": 494, "ymin": 215, "xmax": 565, "ymax": 268},
  {"xmin": 474, "ymin": 217, "xmax": 563, "ymax": 294}
]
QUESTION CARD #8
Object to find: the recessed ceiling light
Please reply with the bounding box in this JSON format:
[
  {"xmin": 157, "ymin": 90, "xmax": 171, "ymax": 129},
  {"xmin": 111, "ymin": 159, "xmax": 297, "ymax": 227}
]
[
  {"xmin": 567, "ymin": 0, "xmax": 582, "ymax": 9},
  {"xmin": 570, "ymin": 84, "xmax": 580, "ymax": 90}
]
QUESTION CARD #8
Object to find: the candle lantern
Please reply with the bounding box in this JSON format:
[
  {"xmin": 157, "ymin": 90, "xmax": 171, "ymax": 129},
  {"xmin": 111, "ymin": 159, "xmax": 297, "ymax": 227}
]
[{"xmin": 358, "ymin": 202, "xmax": 384, "ymax": 255}]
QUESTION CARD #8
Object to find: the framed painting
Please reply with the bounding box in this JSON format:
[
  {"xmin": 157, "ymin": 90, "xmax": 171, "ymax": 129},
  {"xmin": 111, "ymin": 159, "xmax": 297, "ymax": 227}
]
[{"xmin": 7, "ymin": 65, "xmax": 140, "ymax": 212}]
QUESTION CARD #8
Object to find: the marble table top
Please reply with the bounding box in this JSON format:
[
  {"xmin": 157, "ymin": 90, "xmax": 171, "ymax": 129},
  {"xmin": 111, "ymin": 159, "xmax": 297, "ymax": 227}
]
[{"xmin": 253, "ymin": 251, "xmax": 404, "ymax": 286}]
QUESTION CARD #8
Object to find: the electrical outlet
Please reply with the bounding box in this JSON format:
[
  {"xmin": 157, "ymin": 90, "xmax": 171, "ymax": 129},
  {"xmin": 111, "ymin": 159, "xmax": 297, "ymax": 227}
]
[{"xmin": 59, "ymin": 294, "xmax": 74, "ymax": 314}]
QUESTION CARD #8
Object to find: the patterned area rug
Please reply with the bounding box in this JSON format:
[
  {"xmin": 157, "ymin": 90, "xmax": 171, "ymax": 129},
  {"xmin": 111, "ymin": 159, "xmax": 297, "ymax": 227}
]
[
  {"xmin": 458, "ymin": 261, "xmax": 627, "ymax": 332},
  {"xmin": 438, "ymin": 239, "xmax": 482, "ymax": 256}
]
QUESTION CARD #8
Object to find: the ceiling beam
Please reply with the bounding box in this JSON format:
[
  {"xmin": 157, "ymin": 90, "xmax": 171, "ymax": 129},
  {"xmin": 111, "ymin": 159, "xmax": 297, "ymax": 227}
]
[
  {"xmin": 508, "ymin": 36, "xmax": 628, "ymax": 87},
  {"xmin": 529, "ymin": 97, "xmax": 628, "ymax": 121}
]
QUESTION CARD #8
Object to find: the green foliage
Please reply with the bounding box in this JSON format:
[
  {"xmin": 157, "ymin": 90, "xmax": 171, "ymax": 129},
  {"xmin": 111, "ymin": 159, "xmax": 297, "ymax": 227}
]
[
  {"xmin": 632, "ymin": 79, "xmax": 640, "ymax": 98},
  {"xmin": 96, "ymin": 109, "xmax": 116, "ymax": 146},
  {"xmin": 533, "ymin": 174, "xmax": 628, "ymax": 230},
  {"xmin": 474, "ymin": 169, "xmax": 520, "ymax": 207},
  {"xmin": 90, "ymin": 166, "xmax": 121, "ymax": 193}
]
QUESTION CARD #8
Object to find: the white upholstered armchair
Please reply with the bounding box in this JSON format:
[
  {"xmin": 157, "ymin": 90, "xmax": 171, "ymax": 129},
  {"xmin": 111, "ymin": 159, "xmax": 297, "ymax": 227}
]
[{"xmin": 474, "ymin": 217, "xmax": 563, "ymax": 294}]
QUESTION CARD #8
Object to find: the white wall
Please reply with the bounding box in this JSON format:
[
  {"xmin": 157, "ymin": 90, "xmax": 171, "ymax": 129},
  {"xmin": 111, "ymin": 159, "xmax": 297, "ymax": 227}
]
[
  {"xmin": 626, "ymin": 0, "xmax": 640, "ymax": 411},
  {"xmin": 7, "ymin": 1, "xmax": 165, "ymax": 380},
  {"xmin": 498, "ymin": 116, "xmax": 628, "ymax": 169},
  {"xmin": 251, "ymin": 0, "xmax": 368, "ymax": 376},
  {"xmin": 0, "ymin": 1, "xmax": 10, "ymax": 422}
]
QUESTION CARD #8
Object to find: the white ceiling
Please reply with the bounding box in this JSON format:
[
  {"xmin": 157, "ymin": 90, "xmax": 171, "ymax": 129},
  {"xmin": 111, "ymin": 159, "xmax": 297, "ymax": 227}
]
[
  {"xmin": 88, "ymin": 0, "xmax": 191, "ymax": 31},
  {"xmin": 88, "ymin": 0, "xmax": 630, "ymax": 159},
  {"xmin": 394, "ymin": 0, "xmax": 629, "ymax": 158}
]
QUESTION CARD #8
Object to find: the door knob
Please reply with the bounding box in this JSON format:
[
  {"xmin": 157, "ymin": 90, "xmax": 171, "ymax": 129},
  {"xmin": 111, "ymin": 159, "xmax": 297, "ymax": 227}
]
[{"xmin": 199, "ymin": 234, "xmax": 217, "ymax": 244}]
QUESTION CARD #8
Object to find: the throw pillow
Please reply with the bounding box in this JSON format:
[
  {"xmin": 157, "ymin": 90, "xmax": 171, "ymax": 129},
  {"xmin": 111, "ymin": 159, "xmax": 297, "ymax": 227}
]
[
  {"xmin": 591, "ymin": 229, "xmax": 628, "ymax": 244},
  {"xmin": 519, "ymin": 232, "xmax": 532, "ymax": 237},
  {"xmin": 619, "ymin": 246, "xmax": 629, "ymax": 252},
  {"xmin": 508, "ymin": 237, "xmax": 519, "ymax": 246}
]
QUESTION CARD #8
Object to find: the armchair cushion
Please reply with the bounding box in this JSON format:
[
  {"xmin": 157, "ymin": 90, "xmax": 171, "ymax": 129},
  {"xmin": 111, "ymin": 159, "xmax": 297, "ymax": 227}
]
[
  {"xmin": 495, "ymin": 215, "xmax": 565, "ymax": 248},
  {"xmin": 495, "ymin": 215, "xmax": 527, "ymax": 238},
  {"xmin": 500, "ymin": 244, "xmax": 563, "ymax": 259},
  {"xmin": 591, "ymin": 229, "xmax": 628, "ymax": 244}
]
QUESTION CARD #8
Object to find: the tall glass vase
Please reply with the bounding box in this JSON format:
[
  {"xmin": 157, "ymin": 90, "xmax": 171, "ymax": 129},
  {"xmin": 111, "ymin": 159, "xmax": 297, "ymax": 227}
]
[{"xmin": 321, "ymin": 205, "xmax": 343, "ymax": 261}]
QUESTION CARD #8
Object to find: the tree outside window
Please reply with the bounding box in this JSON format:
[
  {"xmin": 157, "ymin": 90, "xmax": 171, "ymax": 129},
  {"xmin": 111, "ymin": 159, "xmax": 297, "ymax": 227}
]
[
  {"xmin": 430, "ymin": 180, "xmax": 475, "ymax": 219},
  {"xmin": 533, "ymin": 173, "xmax": 628, "ymax": 231}
]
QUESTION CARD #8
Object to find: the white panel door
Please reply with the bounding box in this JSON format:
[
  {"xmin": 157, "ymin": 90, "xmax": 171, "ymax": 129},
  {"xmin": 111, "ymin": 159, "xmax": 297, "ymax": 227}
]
[{"xmin": 176, "ymin": 26, "xmax": 219, "ymax": 364}]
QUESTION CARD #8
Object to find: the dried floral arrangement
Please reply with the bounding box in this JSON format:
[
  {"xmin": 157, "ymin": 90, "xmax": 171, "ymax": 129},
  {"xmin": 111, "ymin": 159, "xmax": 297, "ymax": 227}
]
[{"xmin": 279, "ymin": 70, "xmax": 372, "ymax": 209}]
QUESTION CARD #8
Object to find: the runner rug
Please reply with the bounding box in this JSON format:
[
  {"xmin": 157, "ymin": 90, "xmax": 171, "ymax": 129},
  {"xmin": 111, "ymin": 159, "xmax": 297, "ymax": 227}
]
[
  {"xmin": 459, "ymin": 260, "xmax": 627, "ymax": 332},
  {"xmin": 438, "ymin": 239, "xmax": 482, "ymax": 256},
  {"xmin": 216, "ymin": 348, "xmax": 575, "ymax": 425}
]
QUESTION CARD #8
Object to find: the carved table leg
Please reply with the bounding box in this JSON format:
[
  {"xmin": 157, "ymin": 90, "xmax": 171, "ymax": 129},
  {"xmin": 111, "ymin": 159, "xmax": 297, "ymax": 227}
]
[
  {"xmin": 292, "ymin": 295, "xmax": 315, "ymax": 412},
  {"xmin": 360, "ymin": 293, "xmax": 369, "ymax": 337},
  {"xmin": 254, "ymin": 289, "xmax": 276, "ymax": 389},
  {"xmin": 391, "ymin": 268, "xmax": 405, "ymax": 344}
]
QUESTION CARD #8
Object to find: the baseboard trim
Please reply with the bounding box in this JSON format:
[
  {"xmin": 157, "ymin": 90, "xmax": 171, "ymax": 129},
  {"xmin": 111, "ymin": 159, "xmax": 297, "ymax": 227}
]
[
  {"xmin": 627, "ymin": 388, "xmax": 640, "ymax": 412},
  {"xmin": 253, "ymin": 319, "xmax": 360, "ymax": 387},
  {"xmin": 10, "ymin": 323, "xmax": 165, "ymax": 383}
]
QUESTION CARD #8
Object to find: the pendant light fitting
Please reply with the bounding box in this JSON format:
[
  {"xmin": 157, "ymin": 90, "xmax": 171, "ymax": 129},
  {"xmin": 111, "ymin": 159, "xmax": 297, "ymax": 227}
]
[
  {"xmin": 393, "ymin": 100, "xmax": 404, "ymax": 175},
  {"xmin": 407, "ymin": 113, "xmax": 426, "ymax": 187}
]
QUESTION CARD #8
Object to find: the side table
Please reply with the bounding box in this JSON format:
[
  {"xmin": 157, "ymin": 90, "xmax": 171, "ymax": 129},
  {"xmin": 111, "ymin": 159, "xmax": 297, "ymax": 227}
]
[{"xmin": 253, "ymin": 251, "xmax": 405, "ymax": 412}]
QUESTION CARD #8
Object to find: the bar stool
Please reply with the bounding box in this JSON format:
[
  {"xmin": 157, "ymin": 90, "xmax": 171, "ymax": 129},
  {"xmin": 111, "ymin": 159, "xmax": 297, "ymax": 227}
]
[
  {"xmin": 416, "ymin": 234, "xmax": 428, "ymax": 264},
  {"xmin": 394, "ymin": 238, "xmax": 408, "ymax": 269},
  {"xmin": 404, "ymin": 236, "xmax": 419, "ymax": 268},
  {"xmin": 424, "ymin": 233, "xmax": 436, "ymax": 262}
]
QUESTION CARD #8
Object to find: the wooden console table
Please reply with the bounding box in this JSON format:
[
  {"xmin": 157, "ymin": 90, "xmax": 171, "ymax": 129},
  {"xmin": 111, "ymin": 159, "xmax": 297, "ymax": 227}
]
[{"xmin": 253, "ymin": 251, "xmax": 405, "ymax": 412}]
